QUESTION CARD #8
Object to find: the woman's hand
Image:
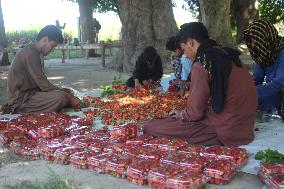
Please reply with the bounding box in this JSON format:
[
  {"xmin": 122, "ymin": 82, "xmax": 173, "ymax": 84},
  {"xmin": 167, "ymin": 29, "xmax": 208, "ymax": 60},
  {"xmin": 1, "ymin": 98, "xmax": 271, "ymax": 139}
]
[
  {"xmin": 135, "ymin": 79, "xmax": 142, "ymax": 89},
  {"xmin": 143, "ymin": 80, "xmax": 152, "ymax": 88}
]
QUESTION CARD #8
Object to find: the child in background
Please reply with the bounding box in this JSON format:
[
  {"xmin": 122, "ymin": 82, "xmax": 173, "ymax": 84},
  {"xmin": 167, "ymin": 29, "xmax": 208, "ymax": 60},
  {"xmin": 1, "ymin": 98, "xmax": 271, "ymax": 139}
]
[
  {"xmin": 166, "ymin": 36, "xmax": 193, "ymax": 95},
  {"xmin": 166, "ymin": 36, "xmax": 182, "ymax": 80}
]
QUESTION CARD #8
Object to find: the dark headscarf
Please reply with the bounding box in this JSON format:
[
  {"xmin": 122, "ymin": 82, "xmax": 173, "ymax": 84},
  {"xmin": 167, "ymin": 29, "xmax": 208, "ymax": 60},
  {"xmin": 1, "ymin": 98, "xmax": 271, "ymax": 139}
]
[
  {"xmin": 177, "ymin": 22, "xmax": 242, "ymax": 113},
  {"xmin": 142, "ymin": 46, "xmax": 158, "ymax": 69},
  {"xmin": 243, "ymin": 20, "xmax": 284, "ymax": 66},
  {"xmin": 142, "ymin": 46, "xmax": 158, "ymax": 63}
]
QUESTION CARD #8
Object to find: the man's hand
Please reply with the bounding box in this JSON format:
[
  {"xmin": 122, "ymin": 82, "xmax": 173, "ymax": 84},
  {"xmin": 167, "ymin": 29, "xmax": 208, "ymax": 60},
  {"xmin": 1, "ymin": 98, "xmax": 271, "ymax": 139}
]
[
  {"xmin": 69, "ymin": 95, "xmax": 84, "ymax": 109},
  {"xmin": 61, "ymin": 88, "xmax": 74, "ymax": 95}
]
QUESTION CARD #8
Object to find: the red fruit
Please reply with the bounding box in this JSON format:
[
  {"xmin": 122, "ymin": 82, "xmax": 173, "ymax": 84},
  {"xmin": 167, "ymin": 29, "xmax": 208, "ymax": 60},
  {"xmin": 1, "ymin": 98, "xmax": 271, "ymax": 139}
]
[
  {"xmin": 127, "ymin": 157, "xmax": 160, "ymax": 185},
  {"xmin": 201, "ymin": 146, "xmax": 249, "ymax": 167},
  {"xmin": 168, "ymin": 85, "xmax": 178, "ymax": 92},
  {"xmin": 203, "ymin": 159, "xmax": 237, "ymax": 184},
  {"xmin": 260, "ymin": 163, "xmax": 284, "ymax": 175}
]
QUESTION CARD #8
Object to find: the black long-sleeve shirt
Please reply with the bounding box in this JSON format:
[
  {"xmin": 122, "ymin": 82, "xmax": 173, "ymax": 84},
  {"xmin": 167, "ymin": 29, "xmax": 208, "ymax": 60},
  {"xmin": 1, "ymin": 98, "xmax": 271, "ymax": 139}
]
[{"xmin": 132, "ymin": 55, "xmax": 163, "ymax": 81}]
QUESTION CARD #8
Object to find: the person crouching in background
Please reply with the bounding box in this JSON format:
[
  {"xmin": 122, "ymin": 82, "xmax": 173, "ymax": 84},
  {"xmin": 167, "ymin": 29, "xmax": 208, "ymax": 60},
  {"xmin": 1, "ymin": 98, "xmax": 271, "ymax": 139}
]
[{"xmin": 126, "ymin": 46, "xmax": 163, "ymax": 89}]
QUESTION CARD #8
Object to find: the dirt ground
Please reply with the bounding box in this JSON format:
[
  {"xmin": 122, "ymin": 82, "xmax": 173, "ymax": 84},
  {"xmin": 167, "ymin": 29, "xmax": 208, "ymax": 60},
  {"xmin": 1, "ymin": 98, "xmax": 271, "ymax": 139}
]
[{"xmin": 0, "ymin": 55, "xmax": 262, "ymax": 189}]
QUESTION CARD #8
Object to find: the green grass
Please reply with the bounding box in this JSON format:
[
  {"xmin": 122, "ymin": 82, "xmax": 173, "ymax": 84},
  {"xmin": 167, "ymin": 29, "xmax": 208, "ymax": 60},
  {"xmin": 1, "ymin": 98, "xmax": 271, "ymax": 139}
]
[
  {"xmin": 18, "ymin": 166, "xmax": 77, "ymax": 189},
  {"xmin": 6, "ymin": 24, "xmax": 120, "ymax": 48},
  {"xmin": 8, "ymin": 47, "xmax": 120, "ymax": 63},
  {"xmin": 0, "ymin": 165, "xmax": 107, "ymax": 189},
  {"xmin": 6, "ymin": 25, "xmax": 75, "ymax": 46},
  {"xmin": 45, "ymin": 49, "xmax": 83, "ymax": 60},
  {"xmin": 18, "ymin": 179, "xmax": 76, "ymax": 189}
]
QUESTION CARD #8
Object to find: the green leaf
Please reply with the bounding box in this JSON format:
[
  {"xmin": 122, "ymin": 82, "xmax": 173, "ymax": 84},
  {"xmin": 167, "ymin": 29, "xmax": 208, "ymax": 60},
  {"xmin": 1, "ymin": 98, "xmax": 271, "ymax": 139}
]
[{"xmin": 255, "ymin": 148, "xmax": 284, "ymax": 164}]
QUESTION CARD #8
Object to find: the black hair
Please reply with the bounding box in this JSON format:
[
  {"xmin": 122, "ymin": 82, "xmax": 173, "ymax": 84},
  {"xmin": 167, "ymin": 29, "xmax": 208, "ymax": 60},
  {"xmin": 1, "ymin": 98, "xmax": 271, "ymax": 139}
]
[
  {"xmin": 142, "ymin": 46, "xmax": 158, "ymax": 63},
  {"xmin": 166, "ymin": 36, "xmax": 180, "ymax": 51},
  {"xmin": 36, "ymin": 25, "xmax": 64, "ymax": 44},
  {"xmin": 176, "ymin": 22, "xmax": 209, "ymax": 44}
]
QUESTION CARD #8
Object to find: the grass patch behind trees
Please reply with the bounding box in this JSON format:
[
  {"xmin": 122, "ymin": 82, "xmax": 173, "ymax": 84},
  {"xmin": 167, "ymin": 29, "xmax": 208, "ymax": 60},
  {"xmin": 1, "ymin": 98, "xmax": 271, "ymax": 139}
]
[{"xmin": 5, "ymin": 22, "xmax": 283, "ymax": 62}]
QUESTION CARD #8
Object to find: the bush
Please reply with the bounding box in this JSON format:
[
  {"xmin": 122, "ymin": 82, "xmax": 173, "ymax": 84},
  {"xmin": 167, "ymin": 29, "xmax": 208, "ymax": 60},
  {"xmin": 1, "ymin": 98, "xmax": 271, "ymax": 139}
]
[{"xmin": 6, "ymin": 29, "xmax": 39, "ymax": 45}]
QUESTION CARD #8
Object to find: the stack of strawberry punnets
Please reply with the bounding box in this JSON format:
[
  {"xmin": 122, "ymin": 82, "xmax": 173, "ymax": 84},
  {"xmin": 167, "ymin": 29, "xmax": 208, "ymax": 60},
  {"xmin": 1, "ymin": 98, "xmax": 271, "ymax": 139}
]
[
  {"xmin": 165, "ymin": 172, "xmax": 208, "ymax": 189},
  {"xmin": 161, "ymin": 153, "xmax": 209, "ymax": 174},
  {"xmin": 127, "ymin": 157, "xmax": 160, "ymax": 185},
  {"xmin": 0, "ymin": 86, "xmax": 254, "ymax": 188},
  {"xmin": 258, "ymin": 163, "xmax": 284, "ymax": 189},
  {"xmin": 105, "ymin": 154, "xmax": 133, "ymax": 178},
  {"xmin": 148, "ymin": 163, "xmax": 183, "ymax": 188},
  {"xmin": 203, "ymin": 159, "xmax": 237, "ymax": 185},
  {"xmin": 110, "ymin": 123, "xmax": 139, "ymax": 142},
  {"xmin": 0, "ymin": 112, "xmax": 93, "ymax": 160},
  {"xmin": 70, "ymin": 150, "xmax": 101, "ymax": 169},
  {"xmin": 1, "ymin": 113, "xmax": 249, "ymax": 188},
  {"xmin": 87, "ymin": 153, "xmax": 112, "ymax": 173},
  {"xmin": 201, "ymin": 146, "xmax": 249, "ymax": 167}
]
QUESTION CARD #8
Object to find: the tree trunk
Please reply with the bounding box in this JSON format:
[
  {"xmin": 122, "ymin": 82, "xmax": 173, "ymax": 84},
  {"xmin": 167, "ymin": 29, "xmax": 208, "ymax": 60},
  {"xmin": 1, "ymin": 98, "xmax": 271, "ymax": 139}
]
[
  {"xmin": 78, "ymin": 0, "xmax": 95, "ymax": 56},
  {"xmin": 232, "ymin": 0, "xmax": 258, "ymax": 44},
  {"xmin": 199, "ymin": 0, "xmax": 235, "ymax": 48},
  {"xmin": 0, "ymin": 0, "xmax": 10, "ymax": 66},
  {"xmin": 116, "ymin": 0, "xmax": 178, "ymax": 72}
]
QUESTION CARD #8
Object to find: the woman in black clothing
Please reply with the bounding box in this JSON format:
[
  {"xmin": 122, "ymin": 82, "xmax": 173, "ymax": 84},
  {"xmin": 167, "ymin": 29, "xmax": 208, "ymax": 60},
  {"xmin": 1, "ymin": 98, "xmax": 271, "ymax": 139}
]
[{"xmin": 126, "ymin": 46, "xmax": 163, "ymax": 88}]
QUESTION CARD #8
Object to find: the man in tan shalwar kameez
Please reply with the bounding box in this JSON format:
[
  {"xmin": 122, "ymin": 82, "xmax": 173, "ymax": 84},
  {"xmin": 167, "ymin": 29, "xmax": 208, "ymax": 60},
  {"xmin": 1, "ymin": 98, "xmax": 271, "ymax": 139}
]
[{"xmin": 3, "ymin": 25, "xmax": 82, "ymax": 114}]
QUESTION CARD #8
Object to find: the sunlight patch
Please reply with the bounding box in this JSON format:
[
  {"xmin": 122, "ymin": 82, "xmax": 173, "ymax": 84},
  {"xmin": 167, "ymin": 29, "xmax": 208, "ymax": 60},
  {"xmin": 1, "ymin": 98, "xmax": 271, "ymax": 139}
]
[{"xmin": 47, "ymin": 76, "xmax": 65, "ymax": 80}]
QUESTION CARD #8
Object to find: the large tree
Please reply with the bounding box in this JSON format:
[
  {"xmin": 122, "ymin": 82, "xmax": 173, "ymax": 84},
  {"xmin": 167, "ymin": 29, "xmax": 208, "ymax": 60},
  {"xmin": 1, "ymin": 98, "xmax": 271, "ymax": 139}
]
[
  {"xmin": 232, "ymin": 0, "xmax": 258, "ymax": 44},
  {"xmin": 184, "ymin": 0, "xmax": 259, "ymax": 45},
  {"xmin": 71, "ymin": 0, "xmax": 119, "ymax": 42},
  {"xmin": 199, "ymin": 0, "xmax": 235, "ymax": 47},
  {"xmin": 0, "ymin": 0, "xmax": 10, "ymax": 66},
  {"xmin": 114, "ymin": 0, "xmax": 177, "ymax": 72},
  {"xmin": 77, "ymin": 0, "xmax": 95, "ymax": 56}
]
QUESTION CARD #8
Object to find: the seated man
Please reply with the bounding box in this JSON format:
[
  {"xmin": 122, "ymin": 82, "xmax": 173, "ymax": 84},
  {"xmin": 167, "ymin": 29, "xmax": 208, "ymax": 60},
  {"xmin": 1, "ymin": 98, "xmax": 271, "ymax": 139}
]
[
  {"xmin": 144, "ymin": 22, "xmax": 257, "ymax": 146},
  {"xmin": 4, "ymin": 25, "xmax": 82, "ymax": 114},
  {"xmin": 243, "ymin": 20, "xmax": 284, "ymax": 119}
]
